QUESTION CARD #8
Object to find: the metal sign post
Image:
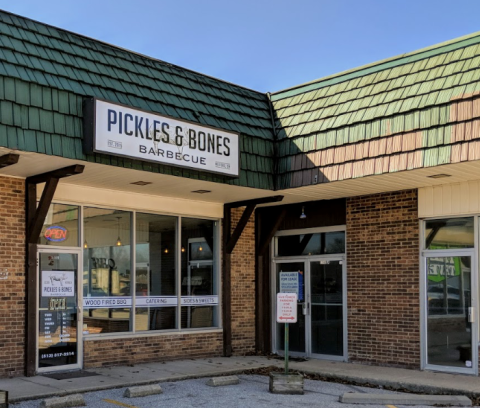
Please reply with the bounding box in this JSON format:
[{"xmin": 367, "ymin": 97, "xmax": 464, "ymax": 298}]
[{"xmin": 276, "ymin": 293, "xmax": 297, "ymax": 375}]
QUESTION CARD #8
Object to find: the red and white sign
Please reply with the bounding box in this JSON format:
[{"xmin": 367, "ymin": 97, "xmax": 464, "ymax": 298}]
[{"xmin": 276, "ymin": 293, "xmax": 297, "ymax": 323}]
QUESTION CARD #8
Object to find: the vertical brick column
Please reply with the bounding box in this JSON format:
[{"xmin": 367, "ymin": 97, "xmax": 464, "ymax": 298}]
[
  {"xmin": 230, "ymin": 207, "xmax": 256, "ymax": 354},
  {"xmin": 346, "ymin": 189, "xmax": 420, "ymax": 368},
  {"xmin": 0, "ymin": 176, "xmax": 25, "ymax": 377}
]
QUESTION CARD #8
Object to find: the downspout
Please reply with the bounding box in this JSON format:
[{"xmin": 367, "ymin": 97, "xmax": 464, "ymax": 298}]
[{"xmin": 266, "ymin": 92, "xmax": 279, "ymax": 191}]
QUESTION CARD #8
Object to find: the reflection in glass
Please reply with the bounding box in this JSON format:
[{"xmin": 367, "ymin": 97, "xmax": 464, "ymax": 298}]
[
  {"xmin": 181, "ymin": 218, "xmax": 218, "ymax": 329},
  {"xmin": 277, "ymin": 232, "xmax": 345, "ymax": 257},
  {"xmin": 310, "ymin": 261, "xmax": 343, "ymax": 356},
  {"xmin": 425, "ymin": 217, "xmax": 474, "ymax": 250},
  {"xmin": 135, "ymin": 213, "xmax": 177, "ymax": 331},
  {"xmin": 39, "ymin": 204, "xmax": 79, "ymax": 247},
  {"xmin": 276, "ymin": 262, "xmax": 305, "ymax": 353},
  {"xmin": 427, "ymin": 256, "xmax": 472, "ymax": 368},
  {"xmin": 83, "ymin": 208, "xmax": 131, "ymax": 334},
  {"xmin": 38, "ymin": 253, "xmax": 78, "ymax": 368}
]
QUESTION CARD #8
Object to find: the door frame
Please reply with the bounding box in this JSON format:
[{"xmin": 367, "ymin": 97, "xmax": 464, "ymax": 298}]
[
  {"xmin": 36, "ymin": 246, "xmax": 83, "ymax": 373},
  {"xmin": 271, "ymin": 254, "xmax": 347, "ymax": 361},
  {"xmin": 420, "ymin": 248, "xmax": 478, "ymax": 375}
]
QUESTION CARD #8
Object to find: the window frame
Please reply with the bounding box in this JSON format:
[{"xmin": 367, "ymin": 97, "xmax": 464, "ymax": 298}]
[{"xmin": 39, "ymin": 201, "xmax": 222, "ymax": 340}]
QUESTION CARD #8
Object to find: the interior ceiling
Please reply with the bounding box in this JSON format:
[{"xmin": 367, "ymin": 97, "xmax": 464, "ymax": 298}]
[{"xmin": 1, "ymin": 148, "xmax": 480, "ymax": 207}]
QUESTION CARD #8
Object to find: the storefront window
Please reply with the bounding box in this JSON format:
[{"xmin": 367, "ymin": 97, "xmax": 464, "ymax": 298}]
[
  {"xmin": 83, "ymin": 208, "xmax": 132, "ymax": 334},
  {"xmin": 39, "ymin": 204, "xmax": 79, "ymax": 247},
  {"xmin": 135, "ymin": 213, "xmax": 177, "ymax": 331},
  {"xmin": 181, "ymin": 218, "xmax": 218, "ymax": 329},
  {"xmin": 276, "ymin": 231, "xmax": 345, "ymax": 257},
  {"xmin": 41, "ymin": 202, "xmax": 220, "ymax": 336},
  {"xmin": 424, "ymin": 217, "xmax": 474, "ymax": 249}
]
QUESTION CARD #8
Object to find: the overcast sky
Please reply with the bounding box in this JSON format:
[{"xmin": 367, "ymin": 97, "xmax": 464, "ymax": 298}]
[{"xmin": 1, "ymin": 1, "xmax": 480, "ymax": 93}]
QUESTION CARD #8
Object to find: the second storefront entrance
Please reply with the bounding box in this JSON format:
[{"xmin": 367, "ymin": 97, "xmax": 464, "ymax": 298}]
[{"xmin": 271, "ymin": 227, "xmax": 347, "ymax": 361}]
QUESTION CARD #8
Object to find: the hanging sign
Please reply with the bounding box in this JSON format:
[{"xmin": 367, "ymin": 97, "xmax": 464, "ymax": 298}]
[
  {"xmin": 44, "ymin": 226, "xmax": 68, "ymax": 243},
  {"xmin": 83, "ymin": 98, "xmax": 240, "ymax": 177},
  {"xmin": 276, "ymin": 293, "xmax": 297, "ymax": 323},
  {"xmin": 41, "ymin": 271, "xmax": 75, "ymax": 297}
]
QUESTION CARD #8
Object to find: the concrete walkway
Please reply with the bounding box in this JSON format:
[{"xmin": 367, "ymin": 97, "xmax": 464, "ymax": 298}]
[{"xmin": 1, "ymin": 356, "xmax": 480, "ymax": 403}]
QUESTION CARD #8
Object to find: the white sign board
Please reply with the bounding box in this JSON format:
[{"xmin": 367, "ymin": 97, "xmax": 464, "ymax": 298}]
[
  {"xmin": 276, "ymin": 293, "xmax": 297, "ymax": 323},
  {"xmin": 85, "ymin": 98, "xmax": 240, "ymax": 177},
  {"xmin": 41, "ymin": 271, "xmax": 75, "ymax": 297}
]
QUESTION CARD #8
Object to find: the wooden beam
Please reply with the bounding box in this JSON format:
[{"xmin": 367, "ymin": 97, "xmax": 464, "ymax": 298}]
[
  {"xmin": 257, "ymin": 208, "xmax": 287, "ymax": 257},
  {"xmin": 0, "ymin": 153, "xmax": 19, "ymax": 168},
  {"xmin": 26, "ymin": 164, "xmax": 84, "ymax": 185},
  {"xmin": 225, "ymin": 195, "xmax": 283, "ymax": 209},
  {"xmin": 226, "ymin": 204, "xmax": 255, "ymax": 254},
  {"xmin": 222, "ymin": 206, "xmax": 232, "ymax": 356},
  {"xmin": 26, "ymin": 177, "xmax": 59, "ymax": 244}
]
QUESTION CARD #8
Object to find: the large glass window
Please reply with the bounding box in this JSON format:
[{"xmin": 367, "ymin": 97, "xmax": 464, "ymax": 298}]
[
  {"xmin": 135, "ymin": 213, "xmax": 177, "ymax": 331},
  {"xmin": 83, "ymin": 208, "xmax": 132, "ymax": 334},
  {"xmin": 41, "ymin": 202, "xmax": 220, "ymax": 336},
  {"xmin": 181, "ymin": 218, "xmax": 218, "ymax": 329}
]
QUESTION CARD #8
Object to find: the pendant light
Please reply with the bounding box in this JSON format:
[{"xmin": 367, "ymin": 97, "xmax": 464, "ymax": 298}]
[{"xmin": 115, "ymin": 216, "xmax": 122, "ymax": 246}]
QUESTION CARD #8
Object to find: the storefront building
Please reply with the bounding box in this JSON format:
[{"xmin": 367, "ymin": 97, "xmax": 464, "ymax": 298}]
[{"xmin": 1, "ymin": 10, "xmax": 480, "ymax": 377}]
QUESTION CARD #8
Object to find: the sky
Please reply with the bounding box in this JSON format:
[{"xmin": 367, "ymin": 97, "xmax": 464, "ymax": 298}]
[{"xmin": 0, "ymin": 0, "xmax": 480, "ymax": 93}]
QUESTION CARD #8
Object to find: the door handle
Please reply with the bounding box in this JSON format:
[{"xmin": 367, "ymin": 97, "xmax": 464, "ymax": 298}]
[
  {"xmin": 468, "ymin": 307, "xmax": 475, "ymax": 323},
  {"xmin": 302, "ymin": 303, "xmax": 307, "ymax": 315}
]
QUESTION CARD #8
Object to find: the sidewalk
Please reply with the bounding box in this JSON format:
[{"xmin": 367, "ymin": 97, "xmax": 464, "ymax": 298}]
[{"xmin": 1, "ymin": 356, "xmax": 480, "ymax": 403}]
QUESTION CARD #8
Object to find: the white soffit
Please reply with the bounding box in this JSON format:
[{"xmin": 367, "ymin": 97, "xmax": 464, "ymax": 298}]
[{"xmin": 2, "ymin": 148, "xmax": 480, "ymax": 207}]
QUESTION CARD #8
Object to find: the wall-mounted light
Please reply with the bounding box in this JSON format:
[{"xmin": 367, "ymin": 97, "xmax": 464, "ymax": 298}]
[{"xmin": 300, "ymin": 206, "xmax": 307, "ymax": 219}]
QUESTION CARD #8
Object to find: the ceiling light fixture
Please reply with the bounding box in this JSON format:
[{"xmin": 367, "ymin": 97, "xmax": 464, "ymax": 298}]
[
  {"xmin": 300, "ymin": 206, "xmax": 307, "ymax": 219},
  {"xmin": 115, "ymin": 217, "xmax": 122, "ymax": 246},
  {"xmin": 427, "ymin": 174, "xmax": 451, "ymax": 179},
  {"xmin": 131, "ymin": 181, "xmax": 152, "ymax": 186}
]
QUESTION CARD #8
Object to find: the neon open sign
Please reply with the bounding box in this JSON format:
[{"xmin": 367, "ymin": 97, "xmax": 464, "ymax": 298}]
[{"xmin": 44, "ymin": 226, "xmax": 68, "ymax": 242}]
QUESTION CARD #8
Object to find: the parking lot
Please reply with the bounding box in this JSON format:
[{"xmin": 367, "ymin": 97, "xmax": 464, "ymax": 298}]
[{"xmin": 10, "ymin": 374, "xmax": 473, "ymax": 408}]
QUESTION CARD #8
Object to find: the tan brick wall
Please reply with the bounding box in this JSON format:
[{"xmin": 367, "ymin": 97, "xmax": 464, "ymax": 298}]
[
  {"xmin": 84, "ymin": 332, "xmax": 223, "ymax": 368},
  {"xmin": 346, "ymin": 189, "xmax": 420, "ymax": 368},
  {"xmin": 230, "ymin": 207, "xmax": 256, "ymax": 355},
  {"xmin": 0, "ymin": 176, "xmax": 25, "ymax": 377}
]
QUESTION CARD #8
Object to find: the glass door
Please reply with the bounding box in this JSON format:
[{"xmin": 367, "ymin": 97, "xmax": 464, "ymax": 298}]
[
  {"xmin": 37, "ymin": 249, "xmax": 82, "ymax": 372},
  {"xmin": 274, "ymin": 258, "xmax": 346, "ymax": 359},
  {"xmin": 310, "ymin": 260, "xmax": 344, "ymax": 357},
  {"xmin": 424, "ymin": 254, "xmax": 476, "ymax": 373},
  {"xmin": 275, "ymin": 261, "xmax": 306, "ymax": 355}
]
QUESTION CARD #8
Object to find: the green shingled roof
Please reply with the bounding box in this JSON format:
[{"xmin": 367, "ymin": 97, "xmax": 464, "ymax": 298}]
[
  {"xmin": 1, "ymin": 10, "xmax": 480, "ymax": 192},
  {"xmin": 0, "ymin": 10, "xmax": 274, "ymax": 189},
  {"xmin": 271, "ymin": 31, "xmax": 480, "ymax": 189}
]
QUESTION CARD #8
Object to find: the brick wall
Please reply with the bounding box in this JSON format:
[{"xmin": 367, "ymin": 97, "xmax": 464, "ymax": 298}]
[
  {"xmin": 230, "ymin": 207, "xmax": 256, "ymax": 355},
  {"xmin": 0, "ymin": 176, "xmax": 25, "ymax": 377},
  {"xmin": 346, "ymin": 189, "xmax": 420, "ymax": 368},
  {"xmin": 84, "ymin": 331, "xmax": 222, "ymax": 368}
]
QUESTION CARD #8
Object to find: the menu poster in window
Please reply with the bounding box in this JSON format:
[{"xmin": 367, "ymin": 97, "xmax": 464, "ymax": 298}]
[
  {"xmin": 279, "ymin": 271, "xmax": 304, "ymax": 301},
  {"xmin": 41, "ymin": 271, "xmax": 75, "ymax": 297},
  {"xmin": 38, "ymin": 309, "xmax": 76, "ymax": 365}
]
